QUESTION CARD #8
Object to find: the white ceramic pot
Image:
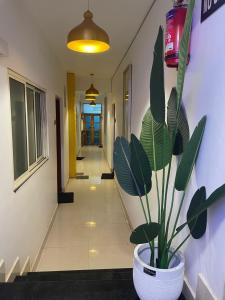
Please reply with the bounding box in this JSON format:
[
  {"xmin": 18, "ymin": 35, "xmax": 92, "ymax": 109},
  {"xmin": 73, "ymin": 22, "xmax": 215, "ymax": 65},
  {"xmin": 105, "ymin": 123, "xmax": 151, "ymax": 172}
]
[{"xmin": 133, "ymin": 243, "xmax": 185, "ymax": 300}]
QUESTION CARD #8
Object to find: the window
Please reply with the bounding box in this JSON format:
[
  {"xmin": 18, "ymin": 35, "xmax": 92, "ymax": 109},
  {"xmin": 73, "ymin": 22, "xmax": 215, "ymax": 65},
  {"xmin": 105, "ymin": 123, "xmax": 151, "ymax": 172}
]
[
  {"xmin": 83, "ymin": 103, "xmax": 102, "ymax": 114},
  {"xmin": 9, "ymin": 75, "xmax": 48, "ymax": 183}
]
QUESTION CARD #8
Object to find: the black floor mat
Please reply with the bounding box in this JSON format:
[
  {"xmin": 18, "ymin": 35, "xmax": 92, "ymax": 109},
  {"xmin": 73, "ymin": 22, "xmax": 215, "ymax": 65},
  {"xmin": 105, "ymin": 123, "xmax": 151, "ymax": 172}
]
[
  {"xmin": 58, "ymin": 192, "xmax": 74, "ymax": 203},
  {"xmin": 101, "ymin": 172, "xmax": 114, "ymax": 179},
  {"xmin": 75, "ymin": 175, "xmax": 89, "ymax": 179},
  {"xmin": 76, "ymin": 156, "xmax": 85, "ymax": 160}
]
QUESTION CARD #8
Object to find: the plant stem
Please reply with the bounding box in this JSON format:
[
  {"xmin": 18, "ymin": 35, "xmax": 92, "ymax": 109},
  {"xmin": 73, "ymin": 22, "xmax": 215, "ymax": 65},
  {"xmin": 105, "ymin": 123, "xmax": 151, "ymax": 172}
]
[
  {"xmin": 155, "ymin": 171, "xmax": 161, "ymax": 222},
  {"xmin": 171, "ymin": 191, "xmax": 186, "ymax": 239},
  {"xmin": 144, "ymin": 186, "xmax": 151, "ymax": 223},
  {"xmin": 158, "ymin": 167, "xmax": 166, "ymax": 263},
  {"xmin": 165, "ymin": 185, "xmax": 176, "ymax": 240},
  {"xmin": 151, "ymin": 117, "xmax": 161, "ymax": 222},
  {"xmin": 161, "ymin": 167, "xmax": 166, "ymax": 221},
  {"xmin": 144, "ymin": 230, "xmax": 155, "ymax": 266},
  {"xmin": 163, "ymin": 159, "xmax": 172, "ymax": 221},
  {"xmin": 139, "ymin": 196, "xmax": 148, "ymax": 223},
  {"xmin": 167, "ymin": 234, "xmax": 190, "ymax": 267}
]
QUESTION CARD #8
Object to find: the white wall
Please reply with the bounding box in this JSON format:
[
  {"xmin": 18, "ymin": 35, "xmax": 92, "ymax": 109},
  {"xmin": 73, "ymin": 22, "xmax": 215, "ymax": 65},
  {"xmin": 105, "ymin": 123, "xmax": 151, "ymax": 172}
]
[
  {"xmin": 111, "ymin": 0, "xmax": 225, "ymax": 299},
  {"xmin": 111, "ymin": 0, "xmax": 177, "ymax": 230},
  {"xmin": 0, "ymin": 0, "xmax": 67, "ymax": 274},
  {"xmin": 103, "ymin": 93, "xmax": 114, "ymax": 170}
]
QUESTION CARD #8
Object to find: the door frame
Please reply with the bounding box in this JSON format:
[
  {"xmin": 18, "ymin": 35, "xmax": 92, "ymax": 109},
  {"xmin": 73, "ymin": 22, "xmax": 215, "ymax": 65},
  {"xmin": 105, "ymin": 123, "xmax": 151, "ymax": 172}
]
[{"xmin": 55, "ymin": 97, "xmax": 62, "ymax": 193}]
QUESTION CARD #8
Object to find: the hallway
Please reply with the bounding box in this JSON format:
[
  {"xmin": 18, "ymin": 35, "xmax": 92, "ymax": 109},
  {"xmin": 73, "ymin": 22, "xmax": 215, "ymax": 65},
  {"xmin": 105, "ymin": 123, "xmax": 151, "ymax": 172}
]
[{"xmin": 37, "ymin": 146, "xmax": 134, "ymax": 271}]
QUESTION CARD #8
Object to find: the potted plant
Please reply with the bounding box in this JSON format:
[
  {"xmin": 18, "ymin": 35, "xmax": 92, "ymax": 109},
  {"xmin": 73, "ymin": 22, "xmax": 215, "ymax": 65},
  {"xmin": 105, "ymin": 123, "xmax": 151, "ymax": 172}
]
[{"xmin": 113, "ymin": 1, "xmax": 225, "ymax": 299}]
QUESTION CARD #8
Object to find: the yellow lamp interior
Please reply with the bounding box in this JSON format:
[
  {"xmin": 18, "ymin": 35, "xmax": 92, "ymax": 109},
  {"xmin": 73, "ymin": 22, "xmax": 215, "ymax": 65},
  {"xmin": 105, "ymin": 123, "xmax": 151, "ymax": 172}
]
[
  {"xmin": 67, "ymin": 40, "xmax": 110, "ymax": 53},
  {"xmin": 86, "ymin": 92, "xmax": 98, "ymax": 96},
  {"xmin": 85, "ymin": 96, "xmax": 96, "ymax": 101}
]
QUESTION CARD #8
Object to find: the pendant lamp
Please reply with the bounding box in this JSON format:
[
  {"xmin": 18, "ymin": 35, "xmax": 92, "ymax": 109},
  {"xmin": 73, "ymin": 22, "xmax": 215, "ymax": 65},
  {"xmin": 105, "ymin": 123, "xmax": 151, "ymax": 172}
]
[
  {"xmin": 89, "ymin": 100, "xmax": 96, "ymax": 106},
  {"xmin": 85, "ymin": 95, "xmax": 96, "ymax": 101},
  {"xmin": 86, "ymin": 74, "xmax": 99, "ymax": 97},
  {"xmin": 67, "ymin": 0, "xmax": 110, "ymax": 54}
]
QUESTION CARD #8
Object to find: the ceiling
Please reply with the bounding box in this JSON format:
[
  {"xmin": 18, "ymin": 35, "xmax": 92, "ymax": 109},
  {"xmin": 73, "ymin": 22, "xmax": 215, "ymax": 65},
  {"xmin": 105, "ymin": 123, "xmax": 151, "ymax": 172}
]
[{"xmin": 21, "ymin": 0, "xmax": 154, "ymax": 79}]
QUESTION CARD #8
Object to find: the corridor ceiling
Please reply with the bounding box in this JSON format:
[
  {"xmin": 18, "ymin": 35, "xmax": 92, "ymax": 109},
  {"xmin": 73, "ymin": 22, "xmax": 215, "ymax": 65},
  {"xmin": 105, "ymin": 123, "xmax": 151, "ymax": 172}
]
[{"xmin": 21, "ymin": 0, "xmax": 154, "ymax": 78}]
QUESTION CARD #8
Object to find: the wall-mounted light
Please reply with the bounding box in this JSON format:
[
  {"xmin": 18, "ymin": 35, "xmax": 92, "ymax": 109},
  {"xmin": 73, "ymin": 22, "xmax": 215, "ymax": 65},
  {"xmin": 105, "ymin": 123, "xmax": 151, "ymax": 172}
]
[{"xmin": 67, "ymin": 1, "xmax": 110, "ymax": 54}]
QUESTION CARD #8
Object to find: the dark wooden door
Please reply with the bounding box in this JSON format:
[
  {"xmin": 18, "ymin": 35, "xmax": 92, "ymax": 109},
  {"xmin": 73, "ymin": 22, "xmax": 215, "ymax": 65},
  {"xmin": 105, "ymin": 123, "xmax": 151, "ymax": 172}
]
[
  {"xmin": 55, "ymin": 98, "xmax": 62, "ymax": 193},
  {"xmin": 82, "ymin": 113, "xmax": 102, "ymax": 145}
]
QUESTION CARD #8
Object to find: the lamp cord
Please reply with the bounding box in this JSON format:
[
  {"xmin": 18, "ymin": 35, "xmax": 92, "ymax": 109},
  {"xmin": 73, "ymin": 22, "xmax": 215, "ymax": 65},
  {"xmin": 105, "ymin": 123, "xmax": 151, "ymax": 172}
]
[{"xmin": 88, "ymin": 0, "xmax": 90, "ymax": 10}]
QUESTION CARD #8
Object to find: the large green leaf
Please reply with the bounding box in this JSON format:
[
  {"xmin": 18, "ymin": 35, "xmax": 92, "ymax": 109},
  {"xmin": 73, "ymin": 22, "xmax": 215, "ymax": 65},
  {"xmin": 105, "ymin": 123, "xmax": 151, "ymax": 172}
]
[
  {"xmin": 177, "ymin": 184, "xmax": 225, "ymax": 233},
  {"xmin": 167, "ymin": 88, "xmax": 190, "ymax": 155},
  {"xmin": 167, "ymin": 88, "xmax": 178, "ymax": 134},
  {"xmin": 187, "ymin": 187, "xmax": 207, "ymax": 239},
  {"xmin": 175, "ymin": 116, "xmax": 206, "ymax": 191},
  {"xmin": 140, "ymin": 109, "xmax": 172, "ymax": 171},
  {"xmin": 130, "ymin": 134, "xmax": 152, "ymax": 194},
  {"xmin": 177, "ymin": 0, "xmax": 195, "ymax": 110},
  {"xmin": 114, "ymin": 137, "xmax": 137, "ymax": 196},
  {"xmin": 150, "ymin": 26, "xmax": 165, "ymax": 124},
  {"xmin": 113, "ymin": 136, "xmax": 152, "ymax": 197},
  {"xmin": 130, "ymin": 223, "xmax": 161, "ymax": 244},
  {"xmin": 173, "ymin": 105, "xmax": 190, "ymax": 155}
]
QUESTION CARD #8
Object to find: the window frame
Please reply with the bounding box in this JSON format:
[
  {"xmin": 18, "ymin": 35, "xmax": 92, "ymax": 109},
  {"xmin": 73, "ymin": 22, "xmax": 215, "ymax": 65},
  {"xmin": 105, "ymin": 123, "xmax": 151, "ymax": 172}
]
[{"xmin": 8, "ymin": 70, "xmax": 49, "ymax": 191}]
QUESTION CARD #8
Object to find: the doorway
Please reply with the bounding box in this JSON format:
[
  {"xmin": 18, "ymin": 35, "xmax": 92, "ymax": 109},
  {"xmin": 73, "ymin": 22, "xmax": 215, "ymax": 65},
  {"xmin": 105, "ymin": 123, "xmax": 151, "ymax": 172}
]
[{"xmin": 82, "ymin": 113, "xmax": 102, "ymax": 146}]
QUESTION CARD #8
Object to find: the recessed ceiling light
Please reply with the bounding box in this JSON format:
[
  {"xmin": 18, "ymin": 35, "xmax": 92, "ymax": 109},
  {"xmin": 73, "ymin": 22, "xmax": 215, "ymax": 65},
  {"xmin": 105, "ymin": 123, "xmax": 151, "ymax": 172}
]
[
  {"xmin": 89, "ymin": 249, "xmax": 98, "ymax": 255},
  {"xmin": 86, "ymin": 221, "xmax": 97, "ymax": 228}
]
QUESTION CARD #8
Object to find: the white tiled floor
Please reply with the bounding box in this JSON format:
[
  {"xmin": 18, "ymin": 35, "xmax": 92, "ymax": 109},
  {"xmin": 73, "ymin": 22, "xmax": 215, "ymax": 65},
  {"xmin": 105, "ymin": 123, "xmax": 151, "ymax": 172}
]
[{"xmin": 36, "ymin": 146, "xmax": 134, "ymax": 271}]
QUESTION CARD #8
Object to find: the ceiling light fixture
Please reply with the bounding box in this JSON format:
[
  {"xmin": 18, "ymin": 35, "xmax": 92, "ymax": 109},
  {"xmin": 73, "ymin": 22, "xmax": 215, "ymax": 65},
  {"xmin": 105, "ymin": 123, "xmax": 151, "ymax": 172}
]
[
  {"xmin": 67, "ymin": 0, "xmax": 110, "ymax": 54},
  {"xmin": 85, "ymin": 95, "xmax": 96, "ymax": 101},
  {"xmin": 85, "ymin": 73, "xmax": 99, "ymax": 97},
  {"xmin": 89, "ymin": 100, "xmax": 96, "ymax": 106}
]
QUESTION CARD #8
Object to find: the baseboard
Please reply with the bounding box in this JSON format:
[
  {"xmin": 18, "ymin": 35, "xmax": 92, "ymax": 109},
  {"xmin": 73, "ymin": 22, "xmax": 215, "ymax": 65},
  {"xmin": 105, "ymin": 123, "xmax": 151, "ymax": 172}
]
[
  {"xmin": 0, "ymin": 260, "xmax": 5, "ymax": 282},
  {"xmin": 6, "ymin": 257, "xmax": 20, "ymax": 282},
  {"xmin": 32, "ymin": 204, "xmax": 58, "ymax": 271},
  {"xmin": 114, "ymin": 178, "xmax": 133, "ymax": 231},
  {"xmin": 183, "ymin": 276, "xmax": 195, "ymax": 300},
  {"xmin": 20, "ymin": 257, "xmax": 30, "ymax": 276},
  {"xmin": 196, "ymin": 274, "xmax": 217, "ymax": 300}
]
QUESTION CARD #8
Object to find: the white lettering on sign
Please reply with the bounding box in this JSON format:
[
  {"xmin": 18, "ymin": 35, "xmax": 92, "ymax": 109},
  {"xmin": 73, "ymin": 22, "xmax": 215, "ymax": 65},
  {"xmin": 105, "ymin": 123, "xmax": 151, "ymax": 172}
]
[{"xmin": 201, "ymin": 0, "xmax": 225, "ymax": 22}]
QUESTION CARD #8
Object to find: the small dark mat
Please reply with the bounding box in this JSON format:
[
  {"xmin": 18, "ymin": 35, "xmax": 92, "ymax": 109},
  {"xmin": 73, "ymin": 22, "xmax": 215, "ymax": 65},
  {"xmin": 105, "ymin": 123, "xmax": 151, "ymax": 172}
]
[
  {"xmin": 76, "ymin": 175, "xmax": 89, "ymax": 179},
  {"xmin": 76, "ymin": 157, "xmax": 85, "ymax": 160},
  {"xmin": 101, "ymin": 172, "xmax": 114, "ymax": 180},
  {"xmin": 58, "ymin": 192, "xmax": 74, "ymax": 204}
]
